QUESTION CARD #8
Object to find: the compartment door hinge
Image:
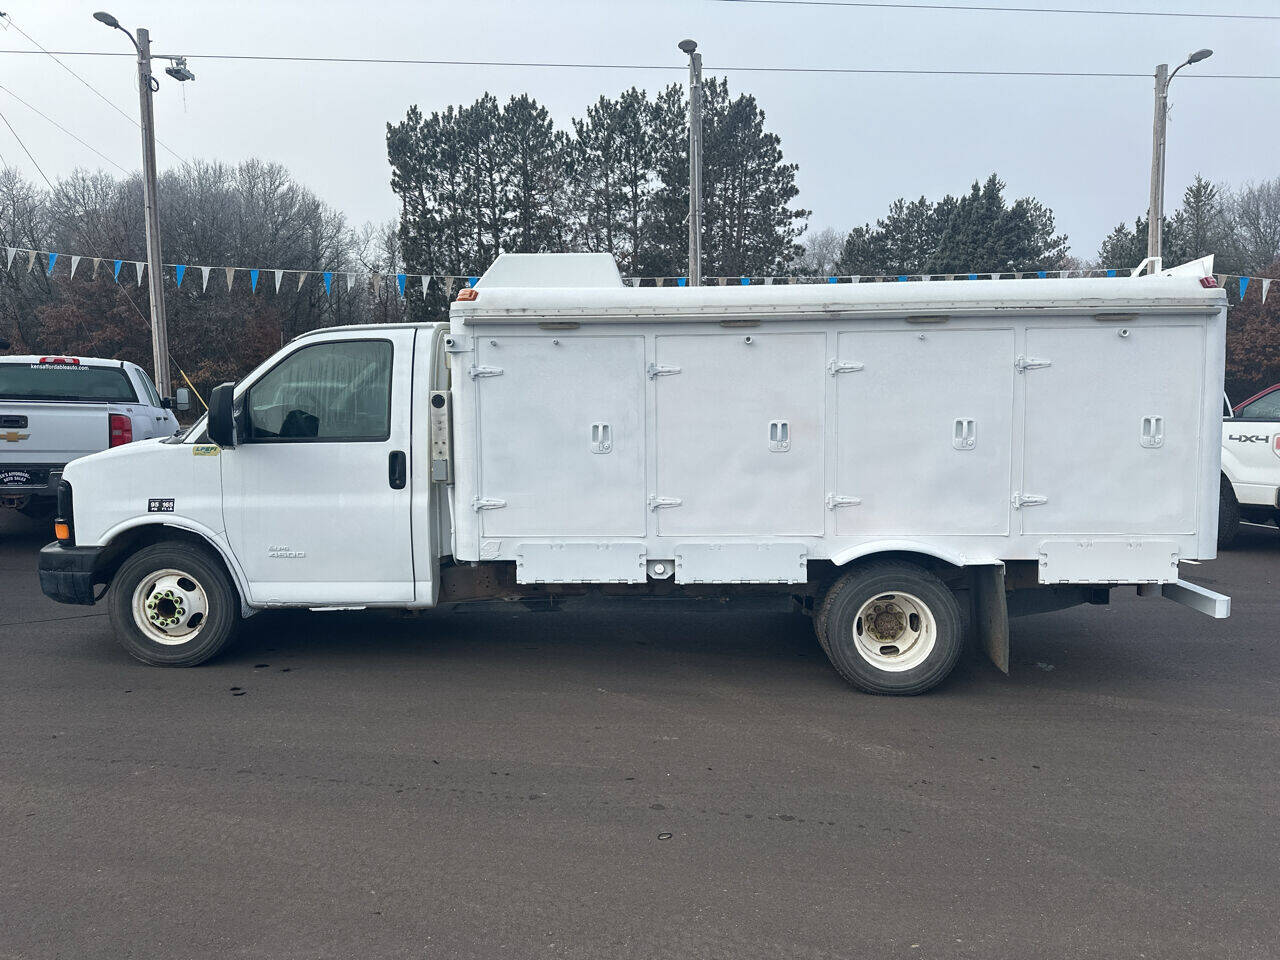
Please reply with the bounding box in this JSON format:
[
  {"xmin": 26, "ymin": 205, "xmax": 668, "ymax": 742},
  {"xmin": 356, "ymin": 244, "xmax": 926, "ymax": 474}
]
[
  {"xmin": 1015, "ymin": 356, "xmax": 1052, "ymax": 373},
  {"xmin": 472, "ymin": 497, "xmax": 507, "ymax": 511},
  {"xmin": 468, "ymin": 364, "xmax": 503, "ymax": 379},
  {"xmin": 827, "ymin": 360, "xmax": 865, "ymax": 376},
  {"xmin": 826, "ymin": 494, "xmax": 862, "ymax": 509},
  {"xmin": 647, "ymin": 362, "xmax": 682, "ymax": 379},
  {"xmin": 1012, "ymin": 492, "xmax": 1048, "ymax": 509},
  {"xmin": 648, "ymin": 495, "xmax": 682, "ymax": 510}
]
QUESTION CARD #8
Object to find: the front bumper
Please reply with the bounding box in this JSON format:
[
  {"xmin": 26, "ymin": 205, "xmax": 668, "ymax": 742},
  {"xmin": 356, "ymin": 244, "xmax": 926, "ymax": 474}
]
[{"xmin": 38, "ymin": 541, "xmax": 103, "ymax": 605}]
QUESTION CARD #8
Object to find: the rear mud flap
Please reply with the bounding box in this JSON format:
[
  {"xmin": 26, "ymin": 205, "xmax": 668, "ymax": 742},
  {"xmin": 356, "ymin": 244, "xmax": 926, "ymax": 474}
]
[{"xmin": 972, "ymin": 565, "xmax": 1010, "ymax": 674}]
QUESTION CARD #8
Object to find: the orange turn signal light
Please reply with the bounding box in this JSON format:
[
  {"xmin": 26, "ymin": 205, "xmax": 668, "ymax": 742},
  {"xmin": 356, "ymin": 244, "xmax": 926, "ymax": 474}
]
[
  {"xmin": 54, "ymin": 521, "xmax": 71, "ymax": 542},
  {"xmin": 456, "ymin": 288, "xmax": 478, "ymax": 302}
]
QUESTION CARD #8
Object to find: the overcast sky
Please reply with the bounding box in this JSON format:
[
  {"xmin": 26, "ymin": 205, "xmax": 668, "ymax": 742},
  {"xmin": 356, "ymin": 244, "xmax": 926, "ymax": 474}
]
[{"xmin": 2, "ymin": 0, "xmax": 1277, "ymax": 265}]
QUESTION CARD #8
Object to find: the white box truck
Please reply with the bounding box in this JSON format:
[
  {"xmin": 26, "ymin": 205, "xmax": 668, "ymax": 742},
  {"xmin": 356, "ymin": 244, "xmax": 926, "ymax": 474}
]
[{"xmin": 38, "ymin": 253, "xmax": 1231, "ymax": 695}]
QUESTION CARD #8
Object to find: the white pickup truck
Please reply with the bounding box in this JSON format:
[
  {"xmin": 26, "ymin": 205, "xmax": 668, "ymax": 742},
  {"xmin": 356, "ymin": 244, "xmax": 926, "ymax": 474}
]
[
  {"xmin": 37, "ymin": 254, "xmax": 1232, "ymax": 695},
  {"xmin": 1220, "ymin": 383, "xmax": 1280, "ymax": 545},
  {"xmin": 0, "ymin": 355, "xmax": 185, "ymax": 520}
]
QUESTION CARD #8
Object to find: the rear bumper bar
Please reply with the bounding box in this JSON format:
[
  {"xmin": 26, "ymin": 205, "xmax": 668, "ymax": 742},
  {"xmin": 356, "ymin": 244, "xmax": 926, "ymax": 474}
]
[
  {"xmin": 38, "ymin": 541, "xmax": 102, "ymax": 605},
  {"xmin": 1162, "ymin": 579, "xmax": 1231, "ymax": 619}
]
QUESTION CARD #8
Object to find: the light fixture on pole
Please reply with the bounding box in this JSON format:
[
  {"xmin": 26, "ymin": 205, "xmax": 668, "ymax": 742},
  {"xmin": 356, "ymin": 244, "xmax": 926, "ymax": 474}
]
[
  {"xmin": 1147, "ymin": 48, "xmax": 1212, "ymax": 270},
  {"xmin": 679, "ymin": 38, "xmax": 703, "ymax": 287},
  {"xmin": 93, "ymin": 11, "xmax": 195, "ymax": 401}
]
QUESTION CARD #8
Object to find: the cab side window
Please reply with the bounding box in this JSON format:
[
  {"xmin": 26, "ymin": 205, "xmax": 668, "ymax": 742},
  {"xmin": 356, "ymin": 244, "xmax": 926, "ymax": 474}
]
[
  {"xmin": 138, "ymin": 371, "xmax": 163, "ymax": 408},
  {"xmin": 1238, "ymin": 390, "xmax": 1280, "ymax": 421},
  {"xmin": 245, "ymin": 340, "xmax": 392, "ymax": 442}
]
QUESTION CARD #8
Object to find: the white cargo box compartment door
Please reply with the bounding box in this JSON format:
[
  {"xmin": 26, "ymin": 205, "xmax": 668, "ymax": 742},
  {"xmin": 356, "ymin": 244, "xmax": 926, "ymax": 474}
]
[
  {"xmin": 654, "ymin": 332, "xmax": 826, "ymax": 538},
  {"xmin": 1021, "ymin": 323, "xmax": 1204, "ymax": 535},
  {"xmin": 834, "ymin": 328, "xmax": 1016, "ymax": 537},
  {"xmin": 475, "ymin": 335, "xmax": 646, "ymax": 537}
]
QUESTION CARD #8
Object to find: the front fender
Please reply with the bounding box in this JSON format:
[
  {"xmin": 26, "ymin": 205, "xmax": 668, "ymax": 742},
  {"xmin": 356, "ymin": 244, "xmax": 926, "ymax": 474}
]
[{"xmin": 99, "ymin": 516, "xmax": 258, "ymax": 618}]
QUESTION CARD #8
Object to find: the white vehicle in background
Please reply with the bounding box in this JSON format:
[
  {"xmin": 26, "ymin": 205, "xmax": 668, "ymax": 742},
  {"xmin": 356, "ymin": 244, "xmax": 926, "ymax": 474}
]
[
  {"xmin": 0, "ymin": 355, "xmax": 188, "ymax": 521},
  {"xmin": 1220, "ymin": 383, "xmax": 1280, "ymax": 546}
]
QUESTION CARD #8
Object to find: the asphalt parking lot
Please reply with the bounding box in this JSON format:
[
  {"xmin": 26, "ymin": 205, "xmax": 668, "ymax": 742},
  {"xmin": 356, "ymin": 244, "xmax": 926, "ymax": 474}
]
[{"xmin": 1, "ymin": 512, "xmax": 1278, "ymax": 960}]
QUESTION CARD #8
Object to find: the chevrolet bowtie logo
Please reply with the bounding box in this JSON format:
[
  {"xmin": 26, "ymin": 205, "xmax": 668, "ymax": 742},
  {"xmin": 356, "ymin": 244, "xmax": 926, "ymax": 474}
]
[{"xmin": 1, "ymin": 431, "xmax": 29, "ymax": 442}]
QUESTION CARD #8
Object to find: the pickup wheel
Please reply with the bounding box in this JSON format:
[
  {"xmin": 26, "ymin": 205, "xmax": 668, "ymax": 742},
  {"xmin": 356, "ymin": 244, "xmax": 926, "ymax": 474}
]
[
  {"xmin": 1217, "ymin": 476, "xmax": 1240, "ymax": 549},
  {"xmin": 108, "ymin": 542, "xmax": 240, "ymax": 666},
  {"xmin": 816, "ymin": 562, "xmax": 964, "ymax": 696}
]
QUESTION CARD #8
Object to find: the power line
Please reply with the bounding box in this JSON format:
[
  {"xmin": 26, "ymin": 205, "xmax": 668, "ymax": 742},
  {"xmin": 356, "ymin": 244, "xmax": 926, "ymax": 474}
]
[
  {"xmin": 708, "ymin": 0, "xmax": 1280, "ymax": 19},
  {"xmin": 0, "ymin": 83, "xmax": 129, "ymax": 174},
  {"xmin": 0, "ymin": 106, "xmax": 56, "ymax": 191},
  {"xmin": 0, "ymin": 49, "xmax": 1277, "ymax": 79},
  {"xmin": 0, "ymin": 14, "xmax": 190, "ymax": 167}
]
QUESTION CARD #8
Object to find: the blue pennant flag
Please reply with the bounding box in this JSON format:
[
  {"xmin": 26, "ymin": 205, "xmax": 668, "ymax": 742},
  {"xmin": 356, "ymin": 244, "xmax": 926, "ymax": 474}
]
[
  {"xmin": 1107, "ymin": 269, "xmax": 1117, "ymax": 278},
  {"xmin": 467, "ymin": 276, "xmax": 478, "ymax": 288},
  {"xmin": 1239, "ymin": 276, "xmax": 1250, "ymax": 299},
  {"xmin": 47, "ymin": 252, "xmax": 58, "ymax": 274},
  {"xmin": 898, "ymin": 275, "xmax": 907, "ymax": 282},
  {"xmin": 827, "ymin": 276, "xmax": 838, "ymax": 284},
  {"xmin": 250, "ymin": 269, "xmax": 259, "ymax": 293},
  {"xmin": 113, "ymin": 259, "xmax": 123, "ymax": 280},
  {"xmin": 740, "ymin": 276, "xmax": 749, "ymax": 286},
  {"xmin": 677, "ymin": 277, "xmax": 687, "ymax": 287},
  {"xmin": 323, "ymin": 271, "xmax": 332, "ymax": 296},
  {"xmin": 968, "ymin": 273, "xmax": 977, "ymax": 280},
  {"xmin": 397, "ymin": 273, "xmax": 406, "ymax": 297},
  {"xmin": 1037, "ymin": 270, "xmax": 1047, "ymax": 279},
  {"xmin": 175, "ymin": 265, "xmax": 186, "ymax": 288}
]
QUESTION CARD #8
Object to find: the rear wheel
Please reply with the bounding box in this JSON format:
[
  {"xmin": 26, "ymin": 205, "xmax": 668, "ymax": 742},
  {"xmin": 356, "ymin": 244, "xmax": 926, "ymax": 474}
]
[
  {"xmin": 108, "ymin": 542, "xmax": 240, "ymax": 666},
  {"xmin": 1217, "ymin": 476, "xmax": 1240, "ymax": 549},
  {"xmin": 816, "ymin": 561, "xmax": 964, "ymax": 696}
]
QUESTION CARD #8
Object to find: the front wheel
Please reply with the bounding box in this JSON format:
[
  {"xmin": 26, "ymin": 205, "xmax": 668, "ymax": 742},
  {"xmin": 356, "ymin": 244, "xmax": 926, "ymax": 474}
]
[
  {"xmin": 108, "ymin": 541, "xmax": 240, "ymax": 666},
  {"xmin": 815, "ymin": 561, "xmax": 965, "ymax": 695}
]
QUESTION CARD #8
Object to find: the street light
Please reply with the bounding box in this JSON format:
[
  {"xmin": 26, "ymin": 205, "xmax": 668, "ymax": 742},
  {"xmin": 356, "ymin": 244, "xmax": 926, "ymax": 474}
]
[
  {"xmin": 93, "ymin": 11, "xmax": 194, "ymax": 401},
  {"xmin": 679, "ymin": 39, "xmax": 702, "ymax": 286},
  {"xmin": 1147, "ymin": 48, "xmax": 1213, "ymax": 268}
]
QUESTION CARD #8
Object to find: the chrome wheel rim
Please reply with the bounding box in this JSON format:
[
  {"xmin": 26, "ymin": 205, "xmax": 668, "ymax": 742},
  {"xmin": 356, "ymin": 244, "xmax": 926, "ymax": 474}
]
[
  {"xmin": 131, "ymin": 569, "xmax": 209, "ymax": 645},
  {"xmin": 851, "ymin": 591, "xmax": 937, "ymax": 672}
]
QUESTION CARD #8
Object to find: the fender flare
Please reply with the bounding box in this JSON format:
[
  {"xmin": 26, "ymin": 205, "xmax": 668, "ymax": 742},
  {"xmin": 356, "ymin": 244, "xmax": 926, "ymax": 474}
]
[
  {"xmin": 827, "ymin": 539, "xmax": 991, "ymax": 570},
  {"xmin": 98, "ymin": 516, "xmax": 257, "ymax": 618}
]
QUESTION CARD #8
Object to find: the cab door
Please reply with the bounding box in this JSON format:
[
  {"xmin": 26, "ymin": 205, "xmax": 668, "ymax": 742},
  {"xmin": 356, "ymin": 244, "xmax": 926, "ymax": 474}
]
[{"xmin": 221, "ymin": 331, "xmax": 417, "ymax": 605}]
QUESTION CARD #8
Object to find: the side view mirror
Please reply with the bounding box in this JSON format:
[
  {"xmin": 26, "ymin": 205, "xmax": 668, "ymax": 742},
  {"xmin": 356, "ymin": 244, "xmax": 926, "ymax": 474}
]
[
  {"xmin": 174, "ymin": 387, "xmax": 192, "ymax": 413},
  {"xmin": 207, "ymin": 382, "xmax": 237, "ymax": 448}
]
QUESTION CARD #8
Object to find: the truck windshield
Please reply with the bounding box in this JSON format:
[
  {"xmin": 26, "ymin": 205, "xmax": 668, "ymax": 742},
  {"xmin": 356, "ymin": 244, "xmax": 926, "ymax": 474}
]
[{"xmin": 0, "ymin": 362, "xmax": 138, "ymax": 402}]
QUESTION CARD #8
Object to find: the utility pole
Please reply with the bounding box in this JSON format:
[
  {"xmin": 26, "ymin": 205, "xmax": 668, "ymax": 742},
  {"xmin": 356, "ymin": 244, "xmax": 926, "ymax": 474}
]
[
  {"xmin": 94, "ymin": 11, "xmax": 196, "ymax": 400},
  {"xmin": 135, "ymin": 27, "xmax": 171, "ymax": 399},
  {"xmin": 1146, "ymin": 49, "xmax": 1213, "ymax": 269},
  {"xmin": 679, "ymin": 39, "xmax": 703, "ymax": 287}
]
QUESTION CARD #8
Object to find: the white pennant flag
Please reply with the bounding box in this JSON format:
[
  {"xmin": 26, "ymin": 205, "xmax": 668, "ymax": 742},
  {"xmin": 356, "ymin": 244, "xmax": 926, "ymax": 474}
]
[
  {"xmin": 421, "ymin": 275, "xmax": 432, "ymax": 292},
  {"xmin": 346, "ymin": 273, "xmax": 354, "ymax": 293},
  {"xmin": 1263, "ymin": 279, "xmax": 1271, "ymax": 303},
  {"xmin": 27, "ymin": 250, "xmax": 37, "ymax": 273},
  {"xmin": 224, "ymin": 267, "xmax": 236, "ymax": 291},
  {"xmin": 134, "ymin": 261, "xmax": 145, "ymax": 286},
  {"xmin": 4, "ymin": 247, "xmax": 15, "ymax": 270},
  {"xmin": 200, "ymin": 266, "xmax": 212, "ymax": 291},
  {"xmin": 297, "ymin": 271, "xmax": 308, "ymax": 291},
  {"xmin": 69, "ymin": 256, "xmax": 81, "ymax": 279},
  {"xmin": 274, "ymin": 269, "xmax": 284, "ymax": 293}
]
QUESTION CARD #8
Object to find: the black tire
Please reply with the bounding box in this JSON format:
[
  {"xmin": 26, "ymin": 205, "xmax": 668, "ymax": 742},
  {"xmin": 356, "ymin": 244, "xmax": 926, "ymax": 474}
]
[
  {"xmin": 108, "ymin": 541, "xmax": 240, "ymax": 666},
  {"xmin": 1218, "ymin": 476, "xmax": 1240, "ymax": 549},
  {"xmin": 815, "ymin": 561, "xmax": 964, "ymax": 696}
]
